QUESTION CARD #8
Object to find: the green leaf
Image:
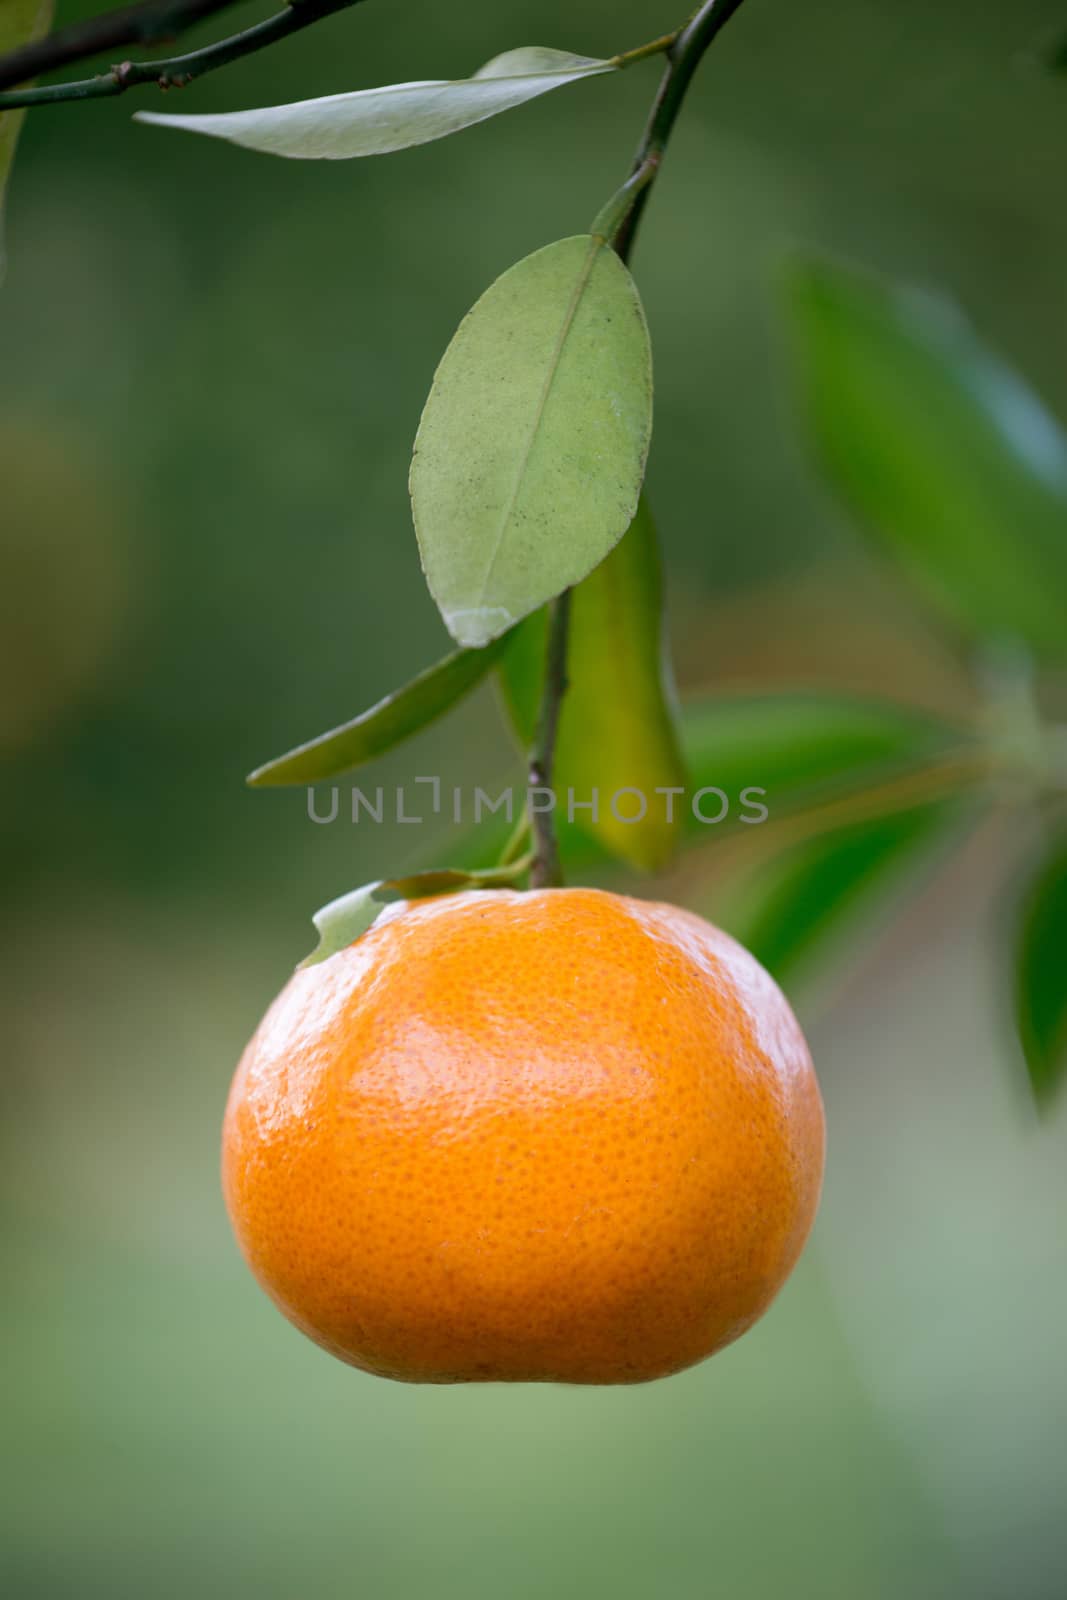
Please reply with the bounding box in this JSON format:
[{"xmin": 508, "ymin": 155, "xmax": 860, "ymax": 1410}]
[
  {"xmin": 715, "ymin": 802, "xmax": 962, "ymax": 988},
  {"xmin": 680, "ymin": 691, "xmax": 971, "ymax": 831},
  {"xmin": 410, "ymin": 234, "xmax": 653, "ymax": 647},
  {"xmin": 134, "ymin": 47, "xmax": 613, "ymax": 159},
  {"xmin": 0, "ymin": 0, "xmax": 54, "ymax": 279},
  {"xmin": 247, "ymin": 634, "xmax": 508, "ymax": 787},
  {"xmin": 301, "ymin": 864, "xmax": 525, "ymax": 967},
  {"xmin": 498, "ymin": 496, "xmax": 686, "ymax": 870},
  {"xmin": 787, "ymin": 259, "xmax": 1067, "ymax": 657},
  {"xmin": 1013, "ymin": 837, "xmax": 1067, "ymax": 1106}
]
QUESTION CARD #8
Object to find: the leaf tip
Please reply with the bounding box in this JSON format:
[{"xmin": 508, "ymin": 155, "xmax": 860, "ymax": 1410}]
[
  {"xmin": 443, "ymin": 603, "xmax": 516, "ymax": 649},
  {"xmin": 245, "ymin": 757, "xmax": 291, "ymax": 787}
]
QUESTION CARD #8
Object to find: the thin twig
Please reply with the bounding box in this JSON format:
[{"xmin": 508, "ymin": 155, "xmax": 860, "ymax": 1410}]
[
  {"xmin": 528, "ymin": 591, "xmax": 572, "ymax": 889},
  {"xmin": 612, "ymin": 0, "xmax": 749, "ymax": 264},
  {"xmin": 0, "ymin": 0, "xmax": 365, "ymax": 109},
  {"xmin": 525, "ymin": 0, "xmax": 749, "ymax": 888},
  {"xmin": 0, "ymin": 0, "xmax": 238, "ymax": 91}
]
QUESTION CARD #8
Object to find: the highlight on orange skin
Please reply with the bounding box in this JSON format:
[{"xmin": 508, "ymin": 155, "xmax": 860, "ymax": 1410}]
[{"xmin": 223, "ymin": 887, "xmax": 825, "ymax": 1384}]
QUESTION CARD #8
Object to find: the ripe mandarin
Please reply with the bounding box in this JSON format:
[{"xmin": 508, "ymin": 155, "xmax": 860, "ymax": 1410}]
[{"xmin": 223, "ymin": 887, "xmax": 825, "ymax": 1383}]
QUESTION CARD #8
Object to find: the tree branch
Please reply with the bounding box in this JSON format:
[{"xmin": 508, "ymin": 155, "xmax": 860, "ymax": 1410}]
[
  {"xmin": 0, "ymin": 0, "xmax": 241, "ymax": 91},
  {"xmin": 0, "ymin": 0, "xmax": 366, "ymax": 109}
]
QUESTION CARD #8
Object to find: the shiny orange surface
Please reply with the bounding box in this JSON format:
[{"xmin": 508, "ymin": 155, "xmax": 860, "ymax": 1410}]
[{"xmin": 223, "ymin": 888, "xmax": 825, "ymax": 1384}]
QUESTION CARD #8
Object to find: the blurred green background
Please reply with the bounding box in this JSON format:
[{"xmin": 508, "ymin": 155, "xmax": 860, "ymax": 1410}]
[{"xmin": 2, "ymin": 1, "xmax": 1066, "ymax": 1595}]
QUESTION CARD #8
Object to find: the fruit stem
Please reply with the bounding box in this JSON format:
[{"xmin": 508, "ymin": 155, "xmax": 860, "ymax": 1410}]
[
  {"xmin": 611, "ymin": 0, "xmax": 750, "ymax": 264},
  {"xmin": 527, "ymin": 0, "xmax": 749, "ymax": 888},
  {"xmin": 528, "ymin": 590, "xmax": 572, "ymax": 888}
]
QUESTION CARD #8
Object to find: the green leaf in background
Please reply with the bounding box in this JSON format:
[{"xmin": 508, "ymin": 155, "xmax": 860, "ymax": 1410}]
[
  {"xmin": 787, "ymin": 259, "xmax": 1067, "ymax": 658},
  {"xmin": 498, "ymin": 496, "xmax": 686, "ymax": 871},
  {"xmin": 301, "ymin": 864, "xmax": 526, "ymax": 967},
  {"xmin": 246, "ymin": 634, "xmax": 509, "ymax": 786},
  {"xmin": 680, "ymin": 690, "xmax": 973, "ymax": 833},
  {"xmin": 713, "ymin": 801, "xmax": 962, "ymax": 989},
  {"xmin": 1046, "ymin": 30, "xmax": 1067, "ymax": 73},
  {"xmin": 1013, "ymin": 837, "xmax": 1067, "ymax": 1106},
  {"xmin": 0, "ymin": 0, "xmax": 53, "ymax": 280},
  {"xmin": 410, "ymin": 234, "xmax": 652, "ymax": 648},
  {"xmin": 134, "ymin": 47, "xmax": 613, "ymax": 159}
]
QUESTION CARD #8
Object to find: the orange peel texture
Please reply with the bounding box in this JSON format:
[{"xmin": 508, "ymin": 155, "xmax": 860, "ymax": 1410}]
[{"xmin": 224, "ymin": 888, "xmax": 825, "ymax": 1384}]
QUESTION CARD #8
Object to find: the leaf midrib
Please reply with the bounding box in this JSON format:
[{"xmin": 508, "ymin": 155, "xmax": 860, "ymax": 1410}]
[{"xmin": 475, "ymin": 236, "xmax": 603, "ymax": 609}]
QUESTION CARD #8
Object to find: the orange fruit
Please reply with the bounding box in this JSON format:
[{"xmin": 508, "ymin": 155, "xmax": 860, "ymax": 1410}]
[{"xmin": 224, "ymin": 887, "xmax": 825, "ymax": 1384}]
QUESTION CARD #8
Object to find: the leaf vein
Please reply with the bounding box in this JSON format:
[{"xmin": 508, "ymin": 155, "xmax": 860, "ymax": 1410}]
[{"xmin": 474, "ymin": 236, "xmax": 603, "ymax": 609}]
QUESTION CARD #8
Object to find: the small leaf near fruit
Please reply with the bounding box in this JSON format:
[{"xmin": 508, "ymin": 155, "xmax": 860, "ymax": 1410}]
[{"xmin": 301, "ymin": 864, "xmax": 531, "ymax": 967}]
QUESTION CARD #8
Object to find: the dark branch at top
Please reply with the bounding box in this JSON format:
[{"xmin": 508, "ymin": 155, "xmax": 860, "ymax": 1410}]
[
  {"xmin": 0, "ymin": 0, "xmax": 366, "ymax": 109},
  {"xmin": 0, "ymin": 0, "xmax": 241, "ymax": 91}
]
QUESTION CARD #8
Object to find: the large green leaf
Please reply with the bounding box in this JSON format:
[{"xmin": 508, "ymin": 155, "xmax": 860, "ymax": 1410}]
[
  {"xmin": 246, "ymin": 634, "xmax": 508, "ymax": 786},
  {"xmin": 135, "ymin": 47, "xmax": 613, "ymax": 158},
  {"xmin": 787, "ymin": 260, "xmax": 1067, "ymax": 656},
  {"xmin": 410, "ymin": 234, "xmax": 652, "ymax": 648},
  {"xmin": 0, "ymin": 0, "xmax": 53, "ymax": 278},
  {"xmin": 498, "ymin": 496, "xmax": 686, "ymax": 870},
  {"xmin": 1013, "ymin": 836, "xmax": 1067, "ymax": 1106},
  {"xmin": 713, "ymin": 801, "xmax": 963, "ymax": 988},
  {"xmin": 680, "ymin": 691, "xmax": 972, "ymax": 833}
]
